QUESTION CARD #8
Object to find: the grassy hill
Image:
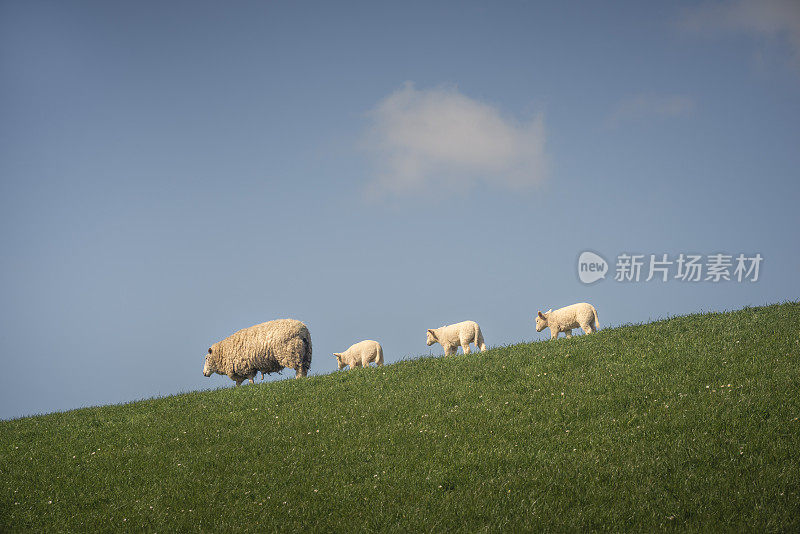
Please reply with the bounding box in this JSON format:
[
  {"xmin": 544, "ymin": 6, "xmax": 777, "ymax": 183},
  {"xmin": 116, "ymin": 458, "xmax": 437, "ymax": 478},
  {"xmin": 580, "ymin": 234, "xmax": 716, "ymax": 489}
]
[{"xmin": 2, "ymin": 303, "xmax": 799, "ymax": 532}]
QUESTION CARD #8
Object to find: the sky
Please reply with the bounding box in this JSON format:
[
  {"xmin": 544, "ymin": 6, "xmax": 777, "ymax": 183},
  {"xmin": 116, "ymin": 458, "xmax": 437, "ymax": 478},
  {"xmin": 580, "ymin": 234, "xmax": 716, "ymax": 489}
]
[{"xmin": 1, "ymin": 0, "xmax": 799, "ymax": 420}]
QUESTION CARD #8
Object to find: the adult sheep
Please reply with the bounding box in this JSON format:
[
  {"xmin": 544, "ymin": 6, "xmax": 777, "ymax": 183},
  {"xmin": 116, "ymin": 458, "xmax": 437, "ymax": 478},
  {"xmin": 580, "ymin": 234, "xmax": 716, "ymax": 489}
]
[
  {"xmin": 426, "ymin": 320, "xmax": 486, "ymax": 356},
  {"xmin": 202, "ymin": 319, "xmax": 312, "ymax": 385}
]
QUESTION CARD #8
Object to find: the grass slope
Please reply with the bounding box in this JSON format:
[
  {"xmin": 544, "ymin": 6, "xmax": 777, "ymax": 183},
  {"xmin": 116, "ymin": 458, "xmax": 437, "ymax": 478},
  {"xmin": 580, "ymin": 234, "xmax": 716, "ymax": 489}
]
[{"xmin": 2, "ymin": 303, "xmax": 799, "ymax": 532}]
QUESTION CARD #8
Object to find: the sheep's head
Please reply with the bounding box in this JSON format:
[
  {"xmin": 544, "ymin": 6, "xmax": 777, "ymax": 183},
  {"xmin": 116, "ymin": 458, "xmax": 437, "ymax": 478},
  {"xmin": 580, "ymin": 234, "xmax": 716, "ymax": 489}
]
[
  {"xmin": 535, "ymin": 311, "xmax": 548, "ymax": 332},
  {"xmin": 203, "ymin": 347, "xmax": 216, "ymax": 377},
  {"xmin": 333, "ymin": 353, "xmax": 346, "ymax": 370},
  {"xmin": 426, "ymin": 329, "xmax": 437, "ymax": 346}
]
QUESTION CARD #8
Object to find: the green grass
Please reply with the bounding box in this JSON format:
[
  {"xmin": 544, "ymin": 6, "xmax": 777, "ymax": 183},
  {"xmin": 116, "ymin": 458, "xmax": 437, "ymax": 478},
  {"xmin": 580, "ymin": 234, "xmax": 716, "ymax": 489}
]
[{"xmin": 2, "ymin": 303, "xmax": 799, "ymax": 532}]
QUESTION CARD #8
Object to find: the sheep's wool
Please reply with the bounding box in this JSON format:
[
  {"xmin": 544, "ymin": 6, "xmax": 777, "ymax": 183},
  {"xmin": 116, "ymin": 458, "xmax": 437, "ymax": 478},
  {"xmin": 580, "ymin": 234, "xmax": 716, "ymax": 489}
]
[{"xmin": 203, "ymin": 319, "xmax": 312, "ymax": 385}]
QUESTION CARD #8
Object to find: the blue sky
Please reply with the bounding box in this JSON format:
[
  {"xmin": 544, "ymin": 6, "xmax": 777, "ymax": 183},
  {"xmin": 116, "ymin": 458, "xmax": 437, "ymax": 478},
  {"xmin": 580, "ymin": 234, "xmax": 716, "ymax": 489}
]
[{"xmin": 1, "ymin": 1, "xmax": 798, "ymax": 420}]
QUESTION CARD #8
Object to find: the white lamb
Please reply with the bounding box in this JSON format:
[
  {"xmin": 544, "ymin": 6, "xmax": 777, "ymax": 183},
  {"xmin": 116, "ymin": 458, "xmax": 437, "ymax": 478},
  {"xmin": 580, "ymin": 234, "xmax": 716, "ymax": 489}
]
[
  {"xmin": 426, "ymin": 320, "xmax": 486, "ymax": 356},
  {"xmin": 535, "ymin": 302, "xmax": 599, "ymax": 339},
  {"xmin": 334, "ymin": 340, "xmax": 384, "ymax": 370}
]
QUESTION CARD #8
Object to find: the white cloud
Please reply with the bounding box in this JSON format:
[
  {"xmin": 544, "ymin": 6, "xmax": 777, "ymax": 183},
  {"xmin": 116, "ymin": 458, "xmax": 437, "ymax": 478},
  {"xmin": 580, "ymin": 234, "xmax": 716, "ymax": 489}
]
[
  {"xmin": 363, "ymin": 82, "xmax": 547, "ymax": 197},
  {"xmin": 681, "ymin": 0, "xmax": 800, "ymax": 64},
  {"xmin": 608, "ymin": 94, "xmax": 696, "ymax": 126}
]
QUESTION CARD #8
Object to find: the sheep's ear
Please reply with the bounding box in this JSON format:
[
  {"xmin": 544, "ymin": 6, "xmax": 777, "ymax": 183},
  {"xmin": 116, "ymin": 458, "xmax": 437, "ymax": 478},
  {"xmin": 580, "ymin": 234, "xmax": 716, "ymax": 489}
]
[
  {"xmin": 333, "ymin": 353, "xmax": 341, "ymax": 358},
  {"xmin": 427, "ymin": 329, "xmax": 436, "ymax": 336},
  {"xmin": 537, "ymin": 311, "xmax": 545, "ymax": 319},
  {"xmin": 546, "ymin": 309, "xmax": 552, "ymax": 313},
  {"xmin": 208, "ymin": 347, "xmax": 212, "ymax": 354}
]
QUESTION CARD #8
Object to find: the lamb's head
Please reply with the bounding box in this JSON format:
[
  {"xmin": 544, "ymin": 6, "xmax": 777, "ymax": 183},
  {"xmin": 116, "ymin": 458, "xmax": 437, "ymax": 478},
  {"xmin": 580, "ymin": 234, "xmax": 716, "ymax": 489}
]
[
  {"xmin": 535, "ymin": 311, "xmax": 549, "ymax": 332},
  {"xmin": 203, "ymin": 347, "xmax": 218, "ymax": 377},
  {"xmin": 426, "ymin": 329, "xmax": 438, "ymax": 346},
  {"xmin": 333, "ymin": 353, "xmax": 346, "ymax": 370}
]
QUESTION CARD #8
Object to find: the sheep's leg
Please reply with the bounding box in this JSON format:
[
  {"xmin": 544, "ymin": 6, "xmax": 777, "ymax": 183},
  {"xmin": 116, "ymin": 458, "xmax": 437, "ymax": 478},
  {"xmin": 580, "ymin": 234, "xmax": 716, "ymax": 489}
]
[
  {"xmin": 565, "ymin": 330, "xmax": 572, "ymax": 338},
  {"xmin": 462, "ymin": 342, "xmax": 471, "ymax": 354},
  {"xmin": 582, "ymin": 323, "xmax": 594, "ymax": 334},
  {"xmin": 551, "ymin": 328, "xmax": 558, "ymax": 339}
]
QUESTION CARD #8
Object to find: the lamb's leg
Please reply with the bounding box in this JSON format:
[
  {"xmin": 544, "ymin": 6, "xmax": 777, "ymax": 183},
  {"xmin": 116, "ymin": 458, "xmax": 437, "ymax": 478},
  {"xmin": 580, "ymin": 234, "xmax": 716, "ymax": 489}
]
[
  {"xmin": 565, "ymin": 330, "xmax": 572, "ymax": 338},
  {"xmin": 582, "ymin": 323, "xmax": 594, "ymax": 334},
  {"xmin": 477, "ymin": 328, "xmax": 487, "ymax": 352},
  {"xmin": 462, "ymin": 343, "xmax": 471, "ymax": 354},
  {"xmin": 551, "ymin": 328, "xmax": 558, "ymax": 339},
  {"xmin": 295, "ymin": 365, "xmax": 307, "ymax": 379}
]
